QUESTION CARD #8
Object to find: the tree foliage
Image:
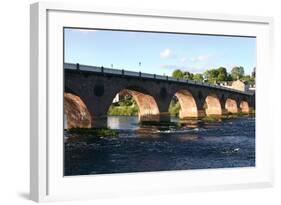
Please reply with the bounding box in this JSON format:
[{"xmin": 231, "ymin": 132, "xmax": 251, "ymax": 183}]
[
  {"xmin": 171, "ymin": 65, "xmax": 254, "ymax": 85},
  {"xmin": 251, "ymin": 67, "xmax": 256, "ymax": 78},
  {"xmin": 203, "ymin": 67, "xmax": 228, "ymax": 83},
  {"xmin": 172, "ymin": 69, "xmax": 184, "ymax": 78},
  {"xmin": 241, "ymin": 75, "xmax": 255, "ymax": 85},
  {"xmin": 183, "ymin": 71, "xmax": 194, "ymax": 80},
  {"xmin": 172, "ymin": 69, "xmax": 195, "ymax": 80},
  {"xmin": 193, "ymin": 73, "xmax": 204, "ymax": 81},
  {"xmin": 204, "ymin": 69, "xmax": 216, "ymax": 83},
  {"xmin": 217, "ymin": 67, "xmax": 227, "ymax": 81},
  {"xmin": 231, "ymin": 66, "xmax": 245, "ymax": 80}
]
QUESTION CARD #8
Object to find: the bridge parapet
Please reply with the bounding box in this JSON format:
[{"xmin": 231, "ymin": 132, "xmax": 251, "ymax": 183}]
[
  {"xmin": 64, "ymin": 63, "xmax": 253, "ymax": 96},
  {"xmin": 64, "ymin": 63, "xmax": 255, "ymax": 128}
]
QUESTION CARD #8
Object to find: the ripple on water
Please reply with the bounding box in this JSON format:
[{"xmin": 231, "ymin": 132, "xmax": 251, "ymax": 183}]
[{"xmin": 64, "ymin": 116, "xmax": 255, "ymax": 176}]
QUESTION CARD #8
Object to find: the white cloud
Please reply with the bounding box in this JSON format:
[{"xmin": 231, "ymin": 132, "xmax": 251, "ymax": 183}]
[
  {"xmin": 180, "ymin": 57, "xmax": 187, "ymax": 63},
  {"xmin": 191, "ymin": 54, "xmax": 211, "ymax": 62},
  {"xmin": 160, "ymin": 64, "xmax": 206, "ymax": 73},
  {"xmin": 160, "ymin": 48, "xmax": 173, "ymax": 59}
]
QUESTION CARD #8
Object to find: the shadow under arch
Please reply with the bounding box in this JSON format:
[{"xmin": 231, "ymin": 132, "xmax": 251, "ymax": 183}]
[
  {"xmin": 172, "ymin": 89, "xmax": 198, "ymax": 119},
  {"xmin": 108, "ymin": 87, "xmax": 160, "ymax": 122},
  {"xmin": 225, "ymin": 98, "xmax": 238, "ymax": 114},
  {"xmin": 64, "ymin": 92, "xmax": 91, "ymax": 129},
  {"xmin": 240, "ymin": 100, "xmax": 250, "ymax": 113},
  {"xmin": 204, "ymin": 93, "xmax": 222, "ymax": 116}
]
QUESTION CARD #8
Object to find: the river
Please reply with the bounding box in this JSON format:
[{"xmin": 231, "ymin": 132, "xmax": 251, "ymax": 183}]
[{"xmin": 64, "ymin": 116, "xmax": 255, "ymax": 176}]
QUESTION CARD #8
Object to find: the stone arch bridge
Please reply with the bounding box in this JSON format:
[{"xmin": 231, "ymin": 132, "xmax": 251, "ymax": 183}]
[{"xmin": 64, "ymin": 63, "xmax": 255, "ymax": 128}]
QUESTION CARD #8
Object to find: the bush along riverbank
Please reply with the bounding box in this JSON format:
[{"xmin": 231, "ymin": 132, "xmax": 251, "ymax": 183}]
[
  {"xmin": 107, "ymin": 96, "xmax": 255, "ymax": 119},
  {"xmin": 200, "ymin": 111, "xmax": 255, "ymax": 122},
  {"xmin": 67, "ymin": 127, "xmax": 118, "ymax": 136},
  {"xmin": 108, "ymin": 97, "xmax": 181, "ymax": 117},
  {"xmin": 169, "ymin": 100, "xmax": 181, "ymax": 117},
  {"xmin": 108, "ymin": 97, "xmax": 139, "ymax": 116},
  {"xmin": 65, "ymin": 128, "xmax": 119, "ymax": 143}
]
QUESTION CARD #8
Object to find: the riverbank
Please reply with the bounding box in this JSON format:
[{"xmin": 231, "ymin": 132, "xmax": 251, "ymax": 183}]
[
  {"xmin": 201, "ymin": 112, "xmax": 255, "ymax": 122},
  {"xmin": 65, "ymin": 127, "xmax": 119, "ymax": 143},
  {"xmin": 108, "ymin": 98, "xmax": 139, "ymax": 116},
  {"xmin": 65, "ymin": 112, "xmax": 255, "ymax": 138},
  {"xmin": 108, "ymin": 99, "xmax": 181, "ymax": 117},
  {"xmin": 67, "ymin": 127, "xmax": 118, "ymax": 136}
]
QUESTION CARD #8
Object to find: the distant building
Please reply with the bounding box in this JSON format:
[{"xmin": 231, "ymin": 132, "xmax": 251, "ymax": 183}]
[
  {"xmin": 219, "ymin": 79, "xmax": 255, "ymax": 93},
  {"xmin": 248, "ymin": 84, "xmax": 256, "ymax": 93},
  {"xmin": 112, "ymin": 90, "xmax": 131, "ymax": 103},
  {"xmin": 231, "ymin": 80, "xmax": 249, "ymax": 92},
  {"xmin": 202, "ymin": 74, "xmax": 208, "ymax": 82},
  {"xmin": 112, "ymin": 93, "xmax": 120, "ymax": 103}
]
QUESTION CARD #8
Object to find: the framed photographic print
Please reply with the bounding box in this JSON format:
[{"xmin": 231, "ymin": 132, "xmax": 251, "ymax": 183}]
[{"xmin": 30, "ymin": 2, "xmax": 274, "ymax": 202}]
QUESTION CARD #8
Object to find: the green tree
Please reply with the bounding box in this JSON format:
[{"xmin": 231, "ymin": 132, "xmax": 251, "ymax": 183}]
[
  {"xmin": 193, "ymin": 73, "xmax": 204, "ymax": 81},
  {"xmin": 172, "ymin": 69, "xmax": 184, "ymax": 78},
  {"xmin": 169, "ymin": 98, "xmax": 181, "ymax": 116},
  {"xmin": 231, "ymin": 66, "xmax": 245, "ymax": 80},
  {"xmin": 241, "ymin": 75, "xmax": 255, "ymax": 85},
  {"xmin": 251, "ymin": 67, "xmax": 256, "ymax": 78},
  {"xmin": 226, "ymin": 73, "xmax": 233, "ymax": 81},
  {"xmin": 171, "ymin": 66, "xmax": 248, "ymax": 84},
  {"xmin": 204, "ymin": 68, "xmax": 219, "ymax": 83},
  {"xmin": 183, "ymin": 71, "xmax": 194, "ymax": 80},
  {"xmin": 217, "ymin": 67, "xmax": 227, "ymax": 81}
]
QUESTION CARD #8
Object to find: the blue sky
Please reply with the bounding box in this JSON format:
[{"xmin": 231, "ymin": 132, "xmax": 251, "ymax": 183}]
[{"xmin": 64, "ymin": 28, "xmax": 256, "ymax": 76}]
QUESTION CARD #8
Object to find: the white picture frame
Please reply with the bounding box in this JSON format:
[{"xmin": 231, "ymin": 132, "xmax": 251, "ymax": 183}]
[{"xmin": 30, "ymin": 2, "xmax": 274, "ymax": 202}]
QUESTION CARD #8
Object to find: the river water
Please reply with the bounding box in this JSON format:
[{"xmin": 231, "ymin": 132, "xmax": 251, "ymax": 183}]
[{"xmin": 64, "ymin": 116, "xmax": 255, "ymax": 176}]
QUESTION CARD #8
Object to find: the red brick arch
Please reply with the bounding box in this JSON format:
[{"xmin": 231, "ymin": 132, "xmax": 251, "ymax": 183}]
[
  {"xmin": 64, "ymin": 92, "xmax": 91, "ymax": 129},
  {"xmin": 240, "ymin": 100, "xmax": 250, "ymax": 113},
  {"xmin": 204, "ymin": 94, "xmax": 222, "ymax": 116},
  {"xmin": 174, "ymin": 89, "xmax": 198, "ymax": 118},
  {"xmin": 127, "ymin": 89, "xmax": 160, "ymax": 121},
  {"xmin": 111, "ymin": 88, "xmax": 160, "ymax": 122},
  {"xmin": 225, "ymin": 98, "xmax": 238, "ymax": 114}
]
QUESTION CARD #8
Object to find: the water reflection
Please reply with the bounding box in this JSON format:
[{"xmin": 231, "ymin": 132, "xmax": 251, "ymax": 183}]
[
  {"xmin": 64, "ymin": 115, "xmax": 255, "ymax": 176},
  {"xmin": 108, "ymin": 116, "xmax": 202, "ymax": 134},
  {"xmin": 177, "ymin": 134, "xmax": 200, "ymax": 141},
  {"xmin": 108, "ymin": 116, "xmax": 139, "ymax": 130}
]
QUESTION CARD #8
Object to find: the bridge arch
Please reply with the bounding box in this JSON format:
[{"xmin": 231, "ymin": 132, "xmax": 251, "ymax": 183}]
[
  {"xmin": 127, "ymin": 89, "xmax": 160, "ymax": 121},
  {"xmin": 240, "ymin": 100, "xmax": 250, "ymax": 113},
  {"xmin": 225, "ymin": 98, "xmax": 238, "ymax": 114},
  {"xmin": 109, "ymin": 87, "xmax": 160, "ymax": 122},
  {"xmin": 204, "ymin": 93, "xmax": 222, "ymax": 116},
  {"xmin": 64, "ymin": 67, "xmax": 255, "ymax": 127},
  {"xmin": 64, "ymin": 92, "xmax": 91, "ymax": 129},
  {"xmin": 173, "ymin": 89, "xmax": 198, "ymax": 119}
]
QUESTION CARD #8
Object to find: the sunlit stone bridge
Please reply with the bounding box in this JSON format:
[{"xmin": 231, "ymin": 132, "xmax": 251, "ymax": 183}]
[{"xmin": 64, "ymin": 63, "xmax": 255, "ymax": 128}]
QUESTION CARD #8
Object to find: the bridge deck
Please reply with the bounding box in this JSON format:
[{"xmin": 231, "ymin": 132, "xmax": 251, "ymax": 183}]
[{"xmin": 64, "ymin": 63, "xmax": 254, "ymax": 96}]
